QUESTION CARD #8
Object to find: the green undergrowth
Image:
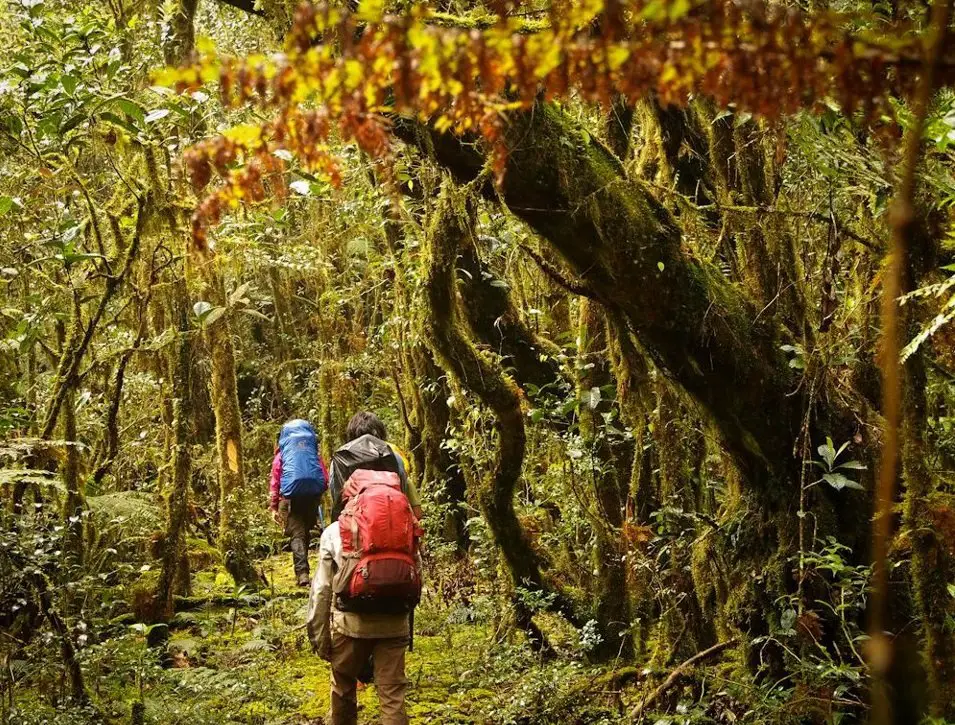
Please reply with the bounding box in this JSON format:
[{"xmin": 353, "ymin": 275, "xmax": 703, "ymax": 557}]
[
  {"xmin": 10, "ymin": 550, "xmax": 873, "ymax": 725},
  {"xmin": 7, "ymin": 553, "xmax": 650, "ymax": 725}
]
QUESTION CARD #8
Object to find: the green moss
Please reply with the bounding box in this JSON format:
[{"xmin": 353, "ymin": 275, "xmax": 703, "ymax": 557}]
[{"xmin": 187, "ymin": 536, "xmax": 221, "ymax": 571}]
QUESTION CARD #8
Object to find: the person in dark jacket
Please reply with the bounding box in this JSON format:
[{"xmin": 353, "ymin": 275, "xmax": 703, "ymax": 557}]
[
  {"xmin": 327, "ymin": 412, "xmax": 422, "ymax": 522},
  {"xmin": 308, "ymin": 411, "xmax": 423, "ymax": 725}
]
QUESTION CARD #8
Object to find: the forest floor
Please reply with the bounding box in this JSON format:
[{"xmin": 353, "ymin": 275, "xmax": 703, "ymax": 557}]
[
  {"xmin": 112, "ymin": 554, "xmax": 495, "ymax": 724},
  {"xmin": 33, "ymin": 551, "xmax": 638, "ymax": 725}
]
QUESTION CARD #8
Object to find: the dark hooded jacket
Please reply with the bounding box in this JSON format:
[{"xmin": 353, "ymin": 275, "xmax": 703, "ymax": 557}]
[{"xmin": 328, "ymin": 434, "xmax": 409, "ymax": 521}]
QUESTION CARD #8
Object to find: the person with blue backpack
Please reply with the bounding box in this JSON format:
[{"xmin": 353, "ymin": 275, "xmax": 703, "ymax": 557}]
[{"xmin": 269, "ymin": 419, "xmax": 329, "ymax": 586}]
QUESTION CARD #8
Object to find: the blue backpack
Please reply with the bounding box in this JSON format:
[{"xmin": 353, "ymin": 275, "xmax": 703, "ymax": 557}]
[{"xmin": 278, "ymin": 420, "xmax": 326, "ymax": 498}]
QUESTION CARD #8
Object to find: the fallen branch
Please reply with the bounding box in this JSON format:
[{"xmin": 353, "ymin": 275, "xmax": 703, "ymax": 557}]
[
  {"xmin": 173, "ymin": 590, "xmax": 307, "ymax": 611},
  {"xmin": 629, "ymin": 639, "xmax": 738, "ymax": 721}
]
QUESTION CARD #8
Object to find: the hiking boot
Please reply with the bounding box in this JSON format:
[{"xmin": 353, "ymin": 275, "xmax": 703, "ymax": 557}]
[{"xmin": 297, "ymin": 572, "xmax": 310, "ymax": 587}]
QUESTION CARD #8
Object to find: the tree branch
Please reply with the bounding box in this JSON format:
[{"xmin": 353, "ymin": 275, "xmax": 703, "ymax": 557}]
[{"xmin": 629, "ymin": 639, "xmax": 738, "ymax": 720}]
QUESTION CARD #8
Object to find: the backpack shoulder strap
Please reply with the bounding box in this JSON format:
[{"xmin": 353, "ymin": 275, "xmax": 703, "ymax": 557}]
[{"xmin": 389, "ymin": 444, "xmax": 409, "ymax": 495}]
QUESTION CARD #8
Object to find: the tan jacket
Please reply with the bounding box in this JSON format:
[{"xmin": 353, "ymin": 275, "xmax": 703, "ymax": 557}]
[{"xmin": 306, "ymin": 522, "xmax": 409, "ymax": 658}]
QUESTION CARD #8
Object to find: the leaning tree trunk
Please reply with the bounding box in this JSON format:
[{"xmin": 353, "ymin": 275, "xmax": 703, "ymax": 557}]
[
  {"xmin": 153, "ymin": 279, "xmax": 194, "ymax": 622},
  {"xmin": 406, "ymin": 101, "xmax": 870, "ymax": 663},
  {"xmin": 374, "ymin": 165, "xmax": 470, "ymax": 555},
  {"xmin": 420, "ymin": 186, "xmax": 580, "ymax": 633}
]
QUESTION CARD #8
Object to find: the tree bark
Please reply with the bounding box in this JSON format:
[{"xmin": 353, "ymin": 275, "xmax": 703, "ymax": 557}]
[
  {"xmin": 154, "ymin": 280, "xmax": 194, "ymax": 622},
  {"xmin": 162, "ymin": 0, "xmax": 200, "ymax": 66},
  {"xmin": 576, "ymin": 298, "xmax": 632, "ymax": 659},
  {"xmin": 412, "ymin": 344, "xmax": 470, "ymax": 555},
  {"xmin": 410, "ymin": 104, "xmax": 865, "ymax": 527},
  {"xmin": 421, "ymin": 187, "xmax": 579, "ymax": 630},
  {"xmin": 61, "ymin": 388, "xmax": 84, "ymax": 566},
  {"xmin": 199, "ymin": 265, "xmax": 259, "ymax": 586},
  {"xmin": 457, "ymin": 235, "xmax": 568, "ymax": 402}
]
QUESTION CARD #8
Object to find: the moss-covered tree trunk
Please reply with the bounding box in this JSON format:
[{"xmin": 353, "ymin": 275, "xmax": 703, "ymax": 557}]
[
  {"xmin": 199, "ymin": 265, "xmax": 259, "ymax": 586},
  {"xmin": 161, "ymin": 0, "xmax": 198, "ymax": 66},
  {"xmin": 457, "ymin": 237, "xmax": 566, "ymax": 401},
  {"xmin": 652, "ymin": 379, "xmax": 716, "ymax": 661},
  {"xmin": 576, "ymin": 298, "xmax": 632, "ymax": 659},
  {"xmin": 61, "ymin": 388, "xmax": 84, "ymax": 566},
  {"xmin": 408, "ymin": 102, "xmax": 870, "ymax": 670},
  {"xmin": 412, "ymin": 344, "xmax": 469, "ymax": 555},
  {"xmin": 374, "ymin": 165, "xmax": 470, "ymax": 554},
  {"xmin": 154, "ymin": 280, "xmax": 194, "ymax": 622},
  {"xmin": 416, "ymin": 101, "xmax": 866, "ymax": 534},
  {"xmin": 421, "ymin": 186, "xmax": 579, "ymax": 632},
  {"xmin": 903, "ymin": 348, "xmax": 955, "ymax": 718}
]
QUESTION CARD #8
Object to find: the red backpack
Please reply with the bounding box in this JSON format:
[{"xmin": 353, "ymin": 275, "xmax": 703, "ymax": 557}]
[{"xmin": 334, "ymin": 469, "xmax": 422, "ymax": 615}]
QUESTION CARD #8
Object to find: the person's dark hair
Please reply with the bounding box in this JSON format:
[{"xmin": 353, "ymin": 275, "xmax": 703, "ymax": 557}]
[{"xmin": 345, "ymin": 411, "xmax": 387, "ymax": 442}]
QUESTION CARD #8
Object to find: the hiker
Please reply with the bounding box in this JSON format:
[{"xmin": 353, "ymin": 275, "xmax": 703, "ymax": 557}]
[
  {"xmin": 326, "ymin": 411, "xmax": 422, "ymax": 522},
  {"xmin": 269, "ymin": 419, "xmax": 329, "ymax": 587},
  {"xmin": 307, "ymin": 411, "xmax": 423, "ymax": 725}
]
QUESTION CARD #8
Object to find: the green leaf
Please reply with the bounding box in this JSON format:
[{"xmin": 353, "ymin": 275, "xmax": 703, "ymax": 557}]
[
  {"xmin": 0, "ymin": 197, "xmax": 14, "ymax": 217},
  {"xmin": 240, "ymin": 309, "xmax": 270, "ymax": 322},
  {"xmin": 115, "ymin": 98, "xmax": 145, "ymax": 126},
  {"xmin": 202, "ymin": 307, "xmax": 226, "ymax": 327},
  {"xmin": 60, "ymin": 113, "xmax": 86, "ymax": 134},
  {"xmin": 193, "ymin": 300, "xmax": 213, "ymax": 319},
  {"xmin": 818, "ymin": 437, "xmax": 836, "ymax": 469},
  {"xmin": 99, "ymin": 111, "xmax": 139, "ymax": 135},
  {"xmin": 822, "ymin": 473, "xmax": 864, "ymax": 491},
  {"xmin": 836, "ymin": 460, "xmax": 867, "ymax": 471},
  {"xmin": 229, "ymin": 282, "xmax": 252, "ymax": 305},
  {"xmin": 60, "ymin": 74, "xmax": 79, "ymax": 94}
]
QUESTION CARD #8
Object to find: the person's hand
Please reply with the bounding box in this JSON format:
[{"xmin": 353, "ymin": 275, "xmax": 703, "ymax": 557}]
[
  {"xmin": 271, "ymin": 509, "xmax": 282, "ymax": 526},
  {"xmin": 308, "ymin": 632, "xmax": 332, "ymax": 661}
]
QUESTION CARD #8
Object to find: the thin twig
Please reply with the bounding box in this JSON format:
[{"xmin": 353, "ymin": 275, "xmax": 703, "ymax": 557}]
[{"xmin": 518, "ymin": 243, "xmax": 601, "ymax": 299}]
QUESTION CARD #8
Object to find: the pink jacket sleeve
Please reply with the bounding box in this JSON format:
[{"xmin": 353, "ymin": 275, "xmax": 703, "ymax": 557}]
[{"xmin": 269, "ymin": 449, "xmax": 282, "ymax": 511}]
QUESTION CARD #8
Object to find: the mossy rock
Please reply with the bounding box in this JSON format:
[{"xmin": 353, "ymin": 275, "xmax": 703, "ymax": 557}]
[
  {"xmin": 187, "ymin": 536, "xmax": 222, "ymax": 571},
  {"xmin": 128, "ymin": 569, "xmax": 161, "ymax": 622}
]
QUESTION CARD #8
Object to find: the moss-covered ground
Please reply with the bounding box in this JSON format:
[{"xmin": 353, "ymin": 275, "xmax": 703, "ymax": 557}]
[
  {"xmin": 11, "ymin": 551, "xmax": 635, "ymax": 725},
  {"xmin": 90, "ymin": 554, "xmax": 501, "ymax": 724},
  {"xmin": 8, "ymin": 551, "xmax": 754, "ymax": 725}
]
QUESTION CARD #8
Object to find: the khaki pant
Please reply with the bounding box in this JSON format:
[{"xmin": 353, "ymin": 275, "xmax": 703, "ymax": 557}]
[{"xmin": 330, "ymin": 631, "xmax": 409, "ymax": 725}]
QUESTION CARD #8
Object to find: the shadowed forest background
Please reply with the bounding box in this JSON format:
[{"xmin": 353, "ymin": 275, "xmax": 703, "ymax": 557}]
[{"xmin": 2, "ymin": 0, "xmax": 955, "ymax": 722}]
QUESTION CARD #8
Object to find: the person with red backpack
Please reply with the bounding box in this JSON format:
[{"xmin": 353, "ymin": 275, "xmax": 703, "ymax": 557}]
[
  {"xmin": 306, "ymin": 412, "xmax": 422, "ymax": 725},
  {"xmin": 269, "ymin": 419, "xmax": 329, "ymax": 587}
]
